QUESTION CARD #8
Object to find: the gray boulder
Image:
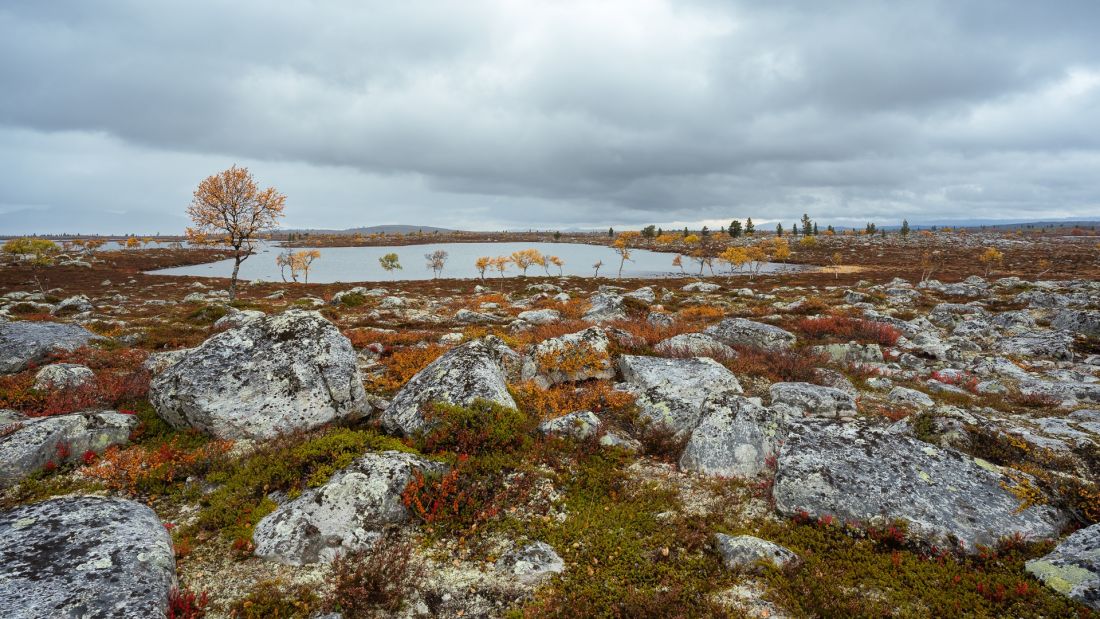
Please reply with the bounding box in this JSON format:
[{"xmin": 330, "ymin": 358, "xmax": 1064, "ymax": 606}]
[
  {"xmin": 0, "ymin": 496, "xmax": 176, "ymax": 618},
  {"xmin": 495, "ymin": 541, "xmax": 565, "ymax": 585},
  {"xmin": 654, "ymin": 333, "xmax": 736, "ymax": 359},
  {"xmin": 520, "ymin": 327, "xmax": 613, "ymax": 389},
  {"xmin": 0, "ymin": 410, "xmax": 137, "ymax": 488},
  {"xmin": 539, "ymin": 411, "xmax": 601, "ymax": 440},
  {"xmin": 212, "ymin": 307, "xmax": 265, "ymax": 330},
  {"xmin": 888, "ymin": 386, "xmax": 935, "ymax": 409},
  {"xmin": 812, "ymin": 342, "xmax": 884, "ymax": 364},
  {"xmin": 704, "ymin": 318, "xmax": 796, "ymax": 351},
  {"xmin": 253, "ymin": 451, "xmax": 444, "ymax": 565},
  {"xmin": 32, "ymin": 363, "xmax": 95, "ymax": 392},
  {"xmin": 150, "ymin": 310, "xmax": 368, "ymax": 439},
  {"xmin": 997, "ymin": 332, "xmax": 1075, "ymax": 361},
  {"xmin": 582, "ymin": 292, "xmax": 626, "ymax": 323},
  {"xmin": 382, "ymin": 337, "xmax": 517, "ymax": 436},
  {"xmin": 517, "ymin": 309, "xmax": 561, "ymax": 325},
  {"xmin": 0, "ymin": 320, "xmax": 101, "ymax": 374},
  {"xmin": 1051, "ymin": 309, "xmax": 1100, "ymax": 339},
  {"xmin": 624, "ymin": 287, "xmax": 656, "ymax": 303},
  {"xmin": 773, "ymin": 419, "xmax": 1065, "ymax": 551},
  {"xmin": 455, "ymin": 308, "xmax": 502, "ymax": 324},
  {"xmin": 682, "ymin": 282, "xmax": 721, "ymax": 293},
  {"xmin": 679, "ymin": 394, "xmax": 784, "ymax": 478},
  {"xmin": 769, "ymin": 382, "xmax": 857, "ymax": 420},
  {"xmin": 1025, "ymin": 522, "xmax": 1099, "ymax": 609},
  {"xmin": 618, "ymin": 355, "xmax": 742, "ymax": 435},
  {"xmin": 51, "ymin": 294, "xmax": 93, "ymax": 315},
  {"xmin": 715, "ymin": 534, "xmax": 798, "ymax": 572}
]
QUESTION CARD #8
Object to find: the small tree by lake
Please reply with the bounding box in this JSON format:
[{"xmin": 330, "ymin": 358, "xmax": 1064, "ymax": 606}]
[
  {"xmin": 425, "ymin": 250, "xmax": 448, "ymax": 278},
  {"xmin": 379, "ymin": 253, "xmax": 402, "ymax": 278},
  {"xmin": 186, "ymin": 165, "xmax": 286, "ymax": 300}
]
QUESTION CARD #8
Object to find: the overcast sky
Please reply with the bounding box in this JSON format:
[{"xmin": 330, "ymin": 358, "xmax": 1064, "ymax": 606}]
[{"xmin": 2, "ymin": 1, "xmax": 1099, "ymax": 234}]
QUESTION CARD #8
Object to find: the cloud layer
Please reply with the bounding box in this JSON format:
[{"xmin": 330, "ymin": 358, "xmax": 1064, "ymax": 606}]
[{"xmin": 2, "ymin": 0, "xmax": 1099, "ymax": 233}]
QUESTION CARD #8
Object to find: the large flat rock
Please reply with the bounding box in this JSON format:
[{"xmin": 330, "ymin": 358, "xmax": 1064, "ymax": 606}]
[
  {"xmin": 0, "ymin": 496, "xmax": 176, "ymax": 618},
  {"xmin": 703, "ymin": 318, "xmax": 796, "ymax": 351},
  {"xmin": 773, "ymin": 419, "xmax": 1065, "ymax": 551},
  {"xmin": 1026, "ymin": 522, "xmax": 1099, "ymax": 610},
  {"xmin": 679, "ymin": 394, "xmax": 784, "ymax": 478},
  {"xmin": 0, "ymin": 320, "xmax": 101, "ymax": 374}
]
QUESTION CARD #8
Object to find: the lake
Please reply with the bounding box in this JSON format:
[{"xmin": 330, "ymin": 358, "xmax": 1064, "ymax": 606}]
[{"xmin": 148, "ymin": 242, "xmax": 803, "ymax": 283}]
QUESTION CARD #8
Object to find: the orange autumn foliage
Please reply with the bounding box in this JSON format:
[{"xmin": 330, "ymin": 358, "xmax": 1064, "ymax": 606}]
[
  {"xmin": 186, "ymin": 165, "xmax": 286, "ymax": 299},
  {"xmin": 511, "ymin": 380, "xmax": 635, "ymax": 420}
]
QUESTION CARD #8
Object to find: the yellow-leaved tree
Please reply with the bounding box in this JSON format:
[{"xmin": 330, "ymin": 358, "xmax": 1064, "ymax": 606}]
[{"xmin": 187, "ymin": 165, "xmax": 286, "ymax": 300}]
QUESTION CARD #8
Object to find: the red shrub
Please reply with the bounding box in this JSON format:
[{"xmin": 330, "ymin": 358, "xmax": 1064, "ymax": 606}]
[
  {"xmin": 795, "ymin": 316, "xmax": 901, "ymax": 346},
  {"xmin": 167, "ymin": 587, "xmax": 209, "ymax": 619}
]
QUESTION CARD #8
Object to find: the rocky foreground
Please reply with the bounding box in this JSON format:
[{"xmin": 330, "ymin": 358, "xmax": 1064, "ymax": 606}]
[{"xmin": 0, "ymin": 273, "xmax": 1098, "ymax": 617}]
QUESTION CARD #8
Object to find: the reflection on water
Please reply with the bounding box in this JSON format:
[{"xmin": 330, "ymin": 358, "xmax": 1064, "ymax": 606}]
[{"xmin": 148, "ymin": 242, "xmax": 805, "ymax": 283}]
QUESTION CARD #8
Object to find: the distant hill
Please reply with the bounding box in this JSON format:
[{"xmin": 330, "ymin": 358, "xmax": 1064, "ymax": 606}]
[{"xmin": 279, "ymin": 225, "xmax": 456, "ymax": 235}]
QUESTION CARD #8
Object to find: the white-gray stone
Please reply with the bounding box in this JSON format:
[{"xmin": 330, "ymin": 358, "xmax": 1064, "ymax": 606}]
[
  {"xmin": 32, "ymin": 363, "xmax": 95, "ymax": 392},
  {"xmin": 253, "ymin": 451, "xmax": 444, "ymax": 565},
  {"xmin": 654, "ymin": 333, "xmax": 736, "ymax": 359},
  {"xmin": 520, "ymin": 327, "xmax": 613, "ymax": 389},
  {"xmin": 704, "ymin": 318, "xmax": 796, "ymax": 351},
  {"xmin": 769, "ymin": 382, "xmax": 857, "ymax": 419},
  {"xmin": 539, "ymin": 411, "xmax": 601, "ymax": 440},
  {"xmin": 150, "ymin": 310, "xmax": 368, "ymax": 439},
  {"xmin": 0, "ymin": 410, "xmax": 138, "ymax": 488},
  {"xmin": 618, "ymin": 355, "xmax": 743, "ymax": 435},
  {"xmin": 680, "ymin": 394, "xmax": 783, "ymax": 478},
  {"xmin": 1025, "ymin": 522, "xmax": 1099, "ymax": 609},
  {"xmin": 0, "ymin": 496, "xmax": 176, "ymax": 618},
  {"xmin": 715, "ymin": 534, "xmax": 798, "ymax": 572},
  {"xmin": 773, "ymin": 419, "xmax": 1066, "ymax": 551},
  {"xmin": 0, "ymin": 320, "xmax": 101, "ymax": 374},
  {"xmin": 382, "ymin": 337, "xmax": 517, "ymax": 436},
  {"xmin": 495, "ymin": 541, "xmax": 565, "ymax": 585}
]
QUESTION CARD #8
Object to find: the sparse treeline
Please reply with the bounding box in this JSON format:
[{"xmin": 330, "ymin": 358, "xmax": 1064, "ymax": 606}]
[{"xmin": 474, "ymin": 249, "xmax": 565, "ymax": 280}]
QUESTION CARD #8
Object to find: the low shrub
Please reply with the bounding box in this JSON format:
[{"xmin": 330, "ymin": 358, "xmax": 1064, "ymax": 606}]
[
  {"xmin": 795, "ymin": 315, "xmax": 901, "ymax": 346},
  {"xmin": 419, "ymin": 399, "xmax": 537, "ymax": 456},
  {"xmin": 511, "ymin": 380, "xmax": 635, "ymax": 421},
  {"xmin": 84, "ymin": 437, "xmax": 233, "ymax": 496},
  {"xmin": 678, "ymin": 305, "xmax": 725, "ymax": 323},
  {"xmin": 229, "ymin": 579, "xmax": 320, "ymax": 619},
  {"xmin": 364, "ymin": 343, "xmax": 448, "ymax": 394},
  {"xmin": 167, "ymin": 587, "xmax": 209, "ymax": 619},
  {"xmin": 0, "ymin": 347, "xmax": 151, "ymax": 417},
  {"xmin": 534, "ymin": 342, "xmax": 609, "ymax": 380},
  {"xmin": 723, "ymin": 346, "xmax": 827, "ymax": 383},
  {"xmin": 338, "ymin": 292, "xmax": 367, "ymax": 307},
  {"xmin": 752, "ymin": 518, "xmax": 1086, "ymax": 618},
  {"xmin": 327, "ymin": 532, "xmax": 425, "ymax": 616}
]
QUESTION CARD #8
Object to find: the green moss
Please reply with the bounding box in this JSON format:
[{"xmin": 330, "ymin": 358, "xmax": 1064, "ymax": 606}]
[
  {"xmin": 186, "ymin": 304, "xmax": 229, "ymax": 325},
  {"xmin": 418, "ymin": 399, "xmax": 538, "ymax": 457},
  {"xmin": 740, "ymin": 519, "xmax": 1088, "ymax": 618},
  {"xmin": 509, "ymin": 449, "xmax": 734, "ymax": 617},
  {"xmin": 910, "ymin": 411, "xmax": 938, "ymax": 444},
  {"xmin": 193, "ymin": 427, "xmax": 415, "ymax": 541},
  {"xmin": 338, "ymin": 292, "xmax": 367, "ymax": 307},
  {"xmin": 228, "ymin": 579, "xmax": 320, "ymax": 618}
]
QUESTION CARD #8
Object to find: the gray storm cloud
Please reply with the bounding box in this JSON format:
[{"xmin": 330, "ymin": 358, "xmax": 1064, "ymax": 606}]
[{"xmin": 1, "ymin": 0, "xmax": 1099, "ymax": 234}]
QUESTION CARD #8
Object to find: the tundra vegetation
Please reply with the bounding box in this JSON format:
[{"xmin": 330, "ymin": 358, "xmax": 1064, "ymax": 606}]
[{"xmin": 0, "ymin": 221, "xmax": 1099, "ymax": 617}]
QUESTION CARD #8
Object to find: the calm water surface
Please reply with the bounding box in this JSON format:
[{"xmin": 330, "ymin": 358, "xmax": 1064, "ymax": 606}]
[{"xmin": 148, "ymin": 242, "xmax": 803, "ymax": 283}]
